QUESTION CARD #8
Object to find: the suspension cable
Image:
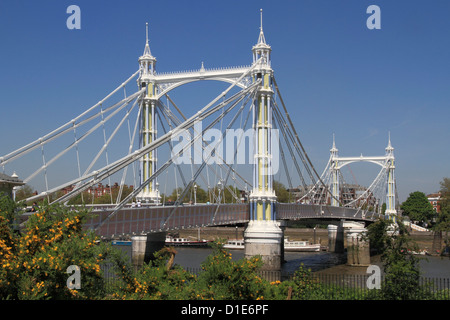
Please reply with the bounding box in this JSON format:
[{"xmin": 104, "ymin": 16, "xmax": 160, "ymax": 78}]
[
  {"xmin": 1, "ymin": 70, "xmax": 140, "ymax": 166},
  {"xmin": 51, "ymin": 70, "xmax": 260, "ymax": 206}
]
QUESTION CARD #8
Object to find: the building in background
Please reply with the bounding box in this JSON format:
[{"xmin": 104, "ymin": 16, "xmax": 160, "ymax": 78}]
[
  {"xmin": 0, "ymin": 172, "xmax": 24, "ymax": 199},
  {"xmin": 427, "ymin": 192, "xmax": 441, "ymax": 213}
]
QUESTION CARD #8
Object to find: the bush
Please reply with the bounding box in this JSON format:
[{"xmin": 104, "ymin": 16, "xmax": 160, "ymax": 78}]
[
  {"xmin": 0, "ymin": 197, "xmax": 111, "ymax": 299},
  {"xmin": 193, "ymin": 240, "xmax": 266, "ymax": 300},
  {"xmin": 110, "ymin": 246, "xmax": 196, "ymax": 300}
]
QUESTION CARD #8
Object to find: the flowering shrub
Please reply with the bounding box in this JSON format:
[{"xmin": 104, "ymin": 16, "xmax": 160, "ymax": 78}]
[
  {"xmin": 192, "ymin": 240, "xmax": 267, "ymax": 300},
  {"xmin": 110, "ymin": 246, "xmax": 197, "ymax": 300},
  {"xmin": 0, "ymin": 196, "xmax": 110, "ymax": 299},
  {"xmin": 4, "ymin": 193, "xmax": 442, "ymax": 300}
]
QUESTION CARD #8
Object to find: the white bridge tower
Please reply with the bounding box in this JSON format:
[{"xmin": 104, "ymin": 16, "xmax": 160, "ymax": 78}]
[
  {"xmin": 328, "ymin": 135, "xmax": 397, "ymax": 220},
  {"xmin": 244, "ymin": 9, "xmax": 283, "ymax": 272},
  {"xmin": 137, "ymin": 23, "xmax": 160, "ymax": 203}
]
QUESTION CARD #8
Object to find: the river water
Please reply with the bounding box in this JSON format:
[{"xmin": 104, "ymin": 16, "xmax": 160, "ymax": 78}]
[{"xmin": 115, "ymin": 244, "xmax": 450, "ymax": 278}]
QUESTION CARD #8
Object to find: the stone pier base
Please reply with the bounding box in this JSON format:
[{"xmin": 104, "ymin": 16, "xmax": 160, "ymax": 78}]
[
  {"xmin": 244, "ymin": 220, "xmax": 283, "ymax": 280},
  {"xmin": 131, "ymin": 232, "xmax": 166, "ymax": 271},
  {"xmin": 327, "ymin": 223, "xmax": 344, "ymax": 253},
  {"xmin": 346, "ymin": 226, "xmax": 370, "ymax": 266}
]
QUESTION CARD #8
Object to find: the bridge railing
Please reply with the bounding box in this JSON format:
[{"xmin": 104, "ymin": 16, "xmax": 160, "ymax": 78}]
[{"xmin": 86, "ymin": 203, "xmax": 249, "ymax": 237}]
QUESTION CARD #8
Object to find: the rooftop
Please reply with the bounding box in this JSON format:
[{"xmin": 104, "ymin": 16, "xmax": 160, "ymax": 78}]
[{"xmin": 0, "ymin": 172, "xmax": 24, "ymax": 185}]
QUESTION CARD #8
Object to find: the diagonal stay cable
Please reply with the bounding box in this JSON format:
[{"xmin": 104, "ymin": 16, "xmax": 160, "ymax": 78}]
[
  {"xmin": 1, "ymin": 70, "xmax": 140, "ymax": 166},
  {"xmin": 162, "ymin": 93, "xmax": 252, "ymax": 191},
  {"xmin": 272, "ymin": 76, "xmax": 343, "ymax": 206},
  {"xmin": 272, "ymin": 104, "xmax": 308, "ymax": 189},
  {"xmin": 94, "ymin": 82, "xmax": 261, "ymax": 230},
  {"xmin": 27, "ymin": 62, "xmax": 260, "ymax": 205},
  {"xmin": 163, "ymin": 86, "xmax": 259, "ymax": 228},
  {"xmin": 170, "ymin": 87, "xmax": 257, "ymax": 225},
  {"xmin": 23, "ymin": 88, "xmax": 145, "ymax": 184},
  {"xmin": 46, "ymin": 83, "xmax": 252, "ymax": 205}
]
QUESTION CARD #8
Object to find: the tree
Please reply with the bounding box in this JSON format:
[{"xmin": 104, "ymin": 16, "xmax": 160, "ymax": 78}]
[
  {"xmin": 14, "ymin": 184, "xmax": 35, "ymax": 203},
  {"xmin": 273, "ymin": 180, "xmax": 290, "ymax": 203},
  {"xmin": 366, "ymin": 218, "xmax": 422, "ymax": 299},
  {"xmin": 194, "ymin": 185, "xmax": 209, "ymax": 203},
  {"xmin": 0, "ymin": 195, "xmax": 111, "ymax": 299},
  {"xmin": 440, "ymin": 177, "xmax": 450, "ymax": 195},
  {"xmin": 400, "ymin": 191, "xmax": 434, "ymax": 225},
  {"xmin": 435, "ymin": 178, "xmax": 450, "ymax": 249}
]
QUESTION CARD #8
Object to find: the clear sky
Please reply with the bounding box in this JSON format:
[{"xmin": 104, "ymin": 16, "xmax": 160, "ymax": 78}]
[{"xmin": 1, "ymin": 0, "xmax": 449, "ymax": 203}]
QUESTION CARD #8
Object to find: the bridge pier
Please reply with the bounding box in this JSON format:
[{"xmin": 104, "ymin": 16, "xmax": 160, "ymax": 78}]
[
  {"xmin": 131, "ymin": 232, "xmax": 166, "ymax": 271},
  {"xmin": 327, "ymin": 222, "xmax": 370, "ymax": 265},
  {"xmin": 244, "ymin": 220, "xmax": 283, "ymax": 280},
  {"xmin": 327, "ymin": 223, "xmax": 345, "ymax": 253},
  {"xmin": 277, "ymin": 220, "xmax": 287, "ymax": 264},
  {"xmin": 346, "ymin": 226, "xmax": 370, "ymax": 266}
]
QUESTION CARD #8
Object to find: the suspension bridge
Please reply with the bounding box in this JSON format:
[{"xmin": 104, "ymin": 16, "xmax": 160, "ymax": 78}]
[{"xmin": 1, "ymin": 10, "xmax": 398, "ymax": 272}]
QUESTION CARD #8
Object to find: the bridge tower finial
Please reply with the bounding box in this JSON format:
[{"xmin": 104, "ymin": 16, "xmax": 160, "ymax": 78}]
[
  {"xmin": 260, "ymin": 8, "xmax": 263, "ymax": 32},
  {"xmin": 139, "ymin": 22, "xmax": 156, "ymax": 77},
  {"xmin": 385, "ymin": 131, "xmax": 394, "ymax": 154},
  {"xmin": 330, "ymin": 133, "xmax": 338, "ymax": 156},
  {"xmin": 252, "ymin": 9, "xmax": 271, "ymax": 65}
]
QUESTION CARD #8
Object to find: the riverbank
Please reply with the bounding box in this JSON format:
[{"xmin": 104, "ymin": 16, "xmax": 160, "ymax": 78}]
[{"xmin": 177, "ymin": 226, "xmax": 436, "ymax": 252}]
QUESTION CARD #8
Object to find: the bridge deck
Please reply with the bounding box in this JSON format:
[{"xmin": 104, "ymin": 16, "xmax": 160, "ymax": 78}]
[{"xmin": 83, "ymin": 203, "xmax": 381, "ymax": 238}]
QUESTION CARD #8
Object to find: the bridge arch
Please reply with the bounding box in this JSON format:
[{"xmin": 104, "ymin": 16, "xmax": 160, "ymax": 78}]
[
  {"xmin": 155, "ymin": 76, "xmax": 250, "ymax": 100},
  {"xmin": 336, "ymin": 158, "xmax": 387, "ymax": 170}
]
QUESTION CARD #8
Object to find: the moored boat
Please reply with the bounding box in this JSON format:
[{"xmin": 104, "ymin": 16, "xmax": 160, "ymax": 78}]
[
  {"xmin": 165, "ymin": 235, "xmax": 211, "ymax": 247},
  {"xmin": 223, "ymin": 239, "xmax": 245, "ymax": 250},
  {"xmin": 284, "ymin": 239, "xmax": 321, "ymax": 252},
  {"xmin": 223, "ymin": 239, "xmax": 322, "ymax": 252}
]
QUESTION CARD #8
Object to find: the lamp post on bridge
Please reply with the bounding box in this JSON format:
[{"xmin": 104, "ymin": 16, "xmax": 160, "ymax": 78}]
[
  {"xmin": 194, "ymin": 183, "xmax": 197, "ymax": 205},
  {"xmin": 217, "ymin": 180, "xmax": 223, "ymax": 204}
]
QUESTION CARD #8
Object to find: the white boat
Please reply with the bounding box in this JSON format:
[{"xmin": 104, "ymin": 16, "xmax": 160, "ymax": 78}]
[
  {"xmin": 284, "ymin": 239, "xmax": 321, "ymax": 252},
  {"xmin": 223, "ymin": 239, "xmax": 245, "ymax": 250},
  {"xmin": 223, "ymin": 239, "xmax": 322, "ymax": 252},
  {"xmin": 165, "ymin": 236, "xmax": 211, "ymax": 247}
]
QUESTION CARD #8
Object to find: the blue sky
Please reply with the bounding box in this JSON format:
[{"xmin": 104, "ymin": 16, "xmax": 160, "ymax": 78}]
[{"xmin": 1, "ymin": 0, "xmax": 449, "ymax": 203}]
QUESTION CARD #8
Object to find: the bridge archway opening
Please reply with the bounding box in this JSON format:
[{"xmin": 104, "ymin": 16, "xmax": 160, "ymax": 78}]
[
  {"xmin": 148, "ymin": 77, "xmax": 257, "ymax": 205},
  {"xmin": 334, "ymin": 160, "xmax": 389, "ymax": 211}
]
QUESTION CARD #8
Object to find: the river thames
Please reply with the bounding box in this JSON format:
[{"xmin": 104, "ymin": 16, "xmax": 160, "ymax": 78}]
[{"xmin": 115, "ymin": 244, "xmax": 450, "ymax": 278}]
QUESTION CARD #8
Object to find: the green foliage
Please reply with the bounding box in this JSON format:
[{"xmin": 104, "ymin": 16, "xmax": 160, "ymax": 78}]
[
  {"xmin": 366, "ymin": 218, "xmax": 423, "ymax": 299},
  {"xmin": 110, "ymin": 246, "xmax": 197, "ymax": 300},
  {"xmin": 273, "ymin": 181, "xmax": 291, "ymax": 203},
  {"xmin": 0, "ymin": 196, "xmax": 112, "ymax": 299},
  {"xmin": 2, "ymin": 194, "xmax": 448, "ymax": 300},
  {"xmin": 401, "ymin": 191, "xmax": 434, "ymax": 224},
  {"xmin": 194, "ymin": 240, "xmax": 266, "ymax": 299},
  {"xmin": 276, "ymin": 264, "xmax": 321, "ymax": 300},
  {"xmin": 435, "ymin": 178, "xmax": 450, "ymax": 248},
  {"xmin": 0, "ymin": 192, "xmax": 22, "ymax": 231},
  {"xmin": 366, "ymin": 218, "xmax": 390, "ymax": 254},
  {"xmin": 14, "ymin": 185, "xmax": 35, "ymax": 204}
]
